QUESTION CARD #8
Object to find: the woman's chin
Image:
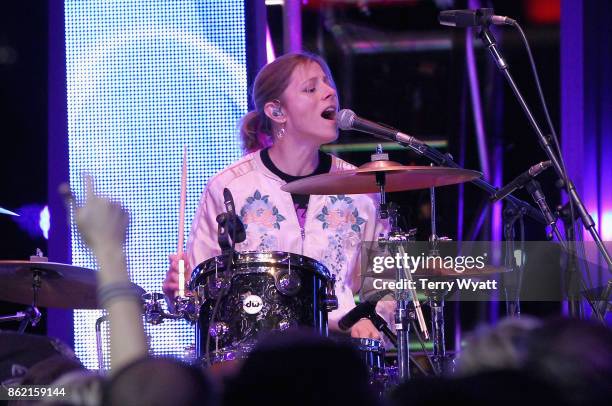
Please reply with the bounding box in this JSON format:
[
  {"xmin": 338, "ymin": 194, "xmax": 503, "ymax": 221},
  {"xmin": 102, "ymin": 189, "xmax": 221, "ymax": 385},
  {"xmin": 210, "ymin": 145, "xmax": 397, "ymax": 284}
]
[{"xmin": 317, "ymin": 130, "xmax": 339, "ymax": 145}]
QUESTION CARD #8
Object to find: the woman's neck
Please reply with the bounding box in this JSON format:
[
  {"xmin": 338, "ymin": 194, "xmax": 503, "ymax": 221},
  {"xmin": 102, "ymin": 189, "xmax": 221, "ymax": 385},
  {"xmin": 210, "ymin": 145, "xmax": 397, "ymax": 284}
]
[{"xmin": 267, "ymin": 139, "xmax": 320, "ymax": 176}]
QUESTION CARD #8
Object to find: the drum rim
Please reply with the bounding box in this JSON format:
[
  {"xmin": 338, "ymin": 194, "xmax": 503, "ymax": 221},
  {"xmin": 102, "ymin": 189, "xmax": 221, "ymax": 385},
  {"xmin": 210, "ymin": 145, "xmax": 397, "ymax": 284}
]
[
  {"xmin": 351, "ymin": 337, "xmax": 385, "ymax": 352},
  {"xmin": 189, "ymin": 251, "xmax": 332, "ymax": 288}
]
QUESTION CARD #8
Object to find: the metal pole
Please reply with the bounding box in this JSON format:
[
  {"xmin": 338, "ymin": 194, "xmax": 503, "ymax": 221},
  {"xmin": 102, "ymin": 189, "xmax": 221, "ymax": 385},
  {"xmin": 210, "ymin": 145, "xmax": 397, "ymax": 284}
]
[{"xmin": 283, "ymin": 0, "xmax": 302, "ymax": 53}]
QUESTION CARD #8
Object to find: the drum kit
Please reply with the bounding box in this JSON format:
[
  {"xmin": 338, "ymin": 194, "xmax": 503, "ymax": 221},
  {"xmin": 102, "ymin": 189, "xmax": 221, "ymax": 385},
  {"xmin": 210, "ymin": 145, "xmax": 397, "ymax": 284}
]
[{"xmin": 0, "ymin": 150, "xmax": 507, "ymax": 390}]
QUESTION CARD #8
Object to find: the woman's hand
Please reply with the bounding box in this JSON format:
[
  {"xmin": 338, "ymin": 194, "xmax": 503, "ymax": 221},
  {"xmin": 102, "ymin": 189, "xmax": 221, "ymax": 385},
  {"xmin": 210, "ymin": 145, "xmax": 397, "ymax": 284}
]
[
  {"xmin": 350, "ymin": 318, "xmax": 381, "ymax": 340},
  {"xmin": 162, "ymin": 253, "xmax": 192, "ymax": 299}
]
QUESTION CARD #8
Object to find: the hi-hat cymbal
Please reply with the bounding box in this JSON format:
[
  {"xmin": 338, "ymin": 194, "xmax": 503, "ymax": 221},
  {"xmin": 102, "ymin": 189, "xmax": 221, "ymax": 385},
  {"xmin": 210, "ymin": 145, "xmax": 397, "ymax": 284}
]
[
  {"xmin": 282, "ymin": 160, "xmax": 481, "ymax": 195},
  {"xmin": 0, "ymin": 260, "xmax": 144, "ymax": 309},
  {"xmin": 411, "ymin": 264, "xmax": 508, "ymax": 278}
]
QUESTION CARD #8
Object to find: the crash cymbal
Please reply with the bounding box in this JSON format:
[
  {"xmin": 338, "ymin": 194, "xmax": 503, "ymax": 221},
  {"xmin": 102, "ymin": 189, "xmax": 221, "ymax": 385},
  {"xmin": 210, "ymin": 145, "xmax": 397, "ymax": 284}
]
[
  {"xmin": 0, "ymin": 207, "xmax": 18, "ymax": 216},
  {"xmin": 282, "ymin": 160, "xmax": 481, "ymax": 195},
  {"xmin": 0, "ymin": 260, "xmax": 144, "ymax": 309}
]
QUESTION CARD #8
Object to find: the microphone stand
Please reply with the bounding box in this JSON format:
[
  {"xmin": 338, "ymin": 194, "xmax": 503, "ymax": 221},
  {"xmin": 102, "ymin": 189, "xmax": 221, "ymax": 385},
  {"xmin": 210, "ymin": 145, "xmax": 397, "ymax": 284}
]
[
  {"xmin": 477, "ymin": 25, "xmax": 611, "ymax": 319},
  {"xmin": 524, "ymin": 179, "xmax": 565, "ymax": 248},
  {"xmin": 502, "ymin": 202, "xmax": 525, "ymax": 317},
  {"xmin": 399, "ymin": 135, "xmax": 547, "ymax": 226}
]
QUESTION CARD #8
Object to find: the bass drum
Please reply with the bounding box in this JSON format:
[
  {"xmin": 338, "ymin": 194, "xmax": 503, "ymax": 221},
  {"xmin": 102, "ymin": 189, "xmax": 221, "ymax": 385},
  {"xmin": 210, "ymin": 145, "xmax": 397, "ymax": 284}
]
[{"xmin": 189, "ymin": 251, "xmax": 337, "ymax": 365}]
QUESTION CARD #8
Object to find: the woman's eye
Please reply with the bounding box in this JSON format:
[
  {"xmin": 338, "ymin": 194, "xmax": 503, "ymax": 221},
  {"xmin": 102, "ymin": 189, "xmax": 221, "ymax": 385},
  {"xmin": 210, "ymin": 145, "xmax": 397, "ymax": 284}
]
[{"xmin": 305, "ymin": 87, "xmax": 315, "ymax": 93}]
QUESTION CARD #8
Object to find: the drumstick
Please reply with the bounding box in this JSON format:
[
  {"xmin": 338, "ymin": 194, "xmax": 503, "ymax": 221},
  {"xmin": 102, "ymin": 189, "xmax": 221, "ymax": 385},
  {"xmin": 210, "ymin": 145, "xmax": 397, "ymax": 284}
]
[{"xmin": 177, "ymin": 146, "xmax": 187, "ymax": 297}]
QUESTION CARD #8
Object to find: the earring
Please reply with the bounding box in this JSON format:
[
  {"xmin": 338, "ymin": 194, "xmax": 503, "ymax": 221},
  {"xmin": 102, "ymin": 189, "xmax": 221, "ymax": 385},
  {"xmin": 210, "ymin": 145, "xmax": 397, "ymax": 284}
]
[{"xmin": 276, "ymin": 123, "xmax": 286, "ymax": 139}]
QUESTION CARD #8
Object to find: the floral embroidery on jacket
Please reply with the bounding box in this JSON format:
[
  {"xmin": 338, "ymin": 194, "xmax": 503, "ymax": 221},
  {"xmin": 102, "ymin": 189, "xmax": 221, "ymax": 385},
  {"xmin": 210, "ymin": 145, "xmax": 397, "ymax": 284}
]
[
  {"xmin": 316, "ymin": 195, "xmax": 366, "ymax": 278},
  {"xmin": 239, "ymin": 190, "xmax": 286, "ymax": 232},
  {"xmin": 316, "ymin": 195, "xmax": 366, "ymax": 233}
]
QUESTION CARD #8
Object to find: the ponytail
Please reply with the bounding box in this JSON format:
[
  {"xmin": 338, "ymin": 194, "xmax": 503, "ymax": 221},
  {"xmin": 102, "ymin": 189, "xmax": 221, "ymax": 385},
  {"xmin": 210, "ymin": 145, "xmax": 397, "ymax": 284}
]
[{"xmin": 240, "ymin": 111, "xmax": 272, "ymax": 153}]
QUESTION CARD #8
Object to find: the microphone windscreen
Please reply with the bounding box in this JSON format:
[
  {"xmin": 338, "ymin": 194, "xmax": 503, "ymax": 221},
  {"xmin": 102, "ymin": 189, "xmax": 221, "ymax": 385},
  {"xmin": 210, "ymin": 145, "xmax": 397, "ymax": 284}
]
[{"xmin": 336, "ymin": 109, "xmax": 356, "ymax": 131}]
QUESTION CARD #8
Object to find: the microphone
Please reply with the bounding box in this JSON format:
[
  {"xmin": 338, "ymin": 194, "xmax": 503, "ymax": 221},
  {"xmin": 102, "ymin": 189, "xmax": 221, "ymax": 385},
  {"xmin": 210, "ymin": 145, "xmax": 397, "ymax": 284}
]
[
  {"xmin": 438, "ymin": 8, "xmax": 515, "ymax": 27},
  {"xmin": 337, "ymin": 109, "xmax": 423, "ymax": 147},
  {"xmin": 223, "ymin": 188, "xmax": 246, "ymax": 243},
  {"xmin": 338, "ymin": 289, "xmax": 392, "ymax": 331},
  {"xmin": 490, "ymin": 161, "xmax": 552, "ymax": 203}
]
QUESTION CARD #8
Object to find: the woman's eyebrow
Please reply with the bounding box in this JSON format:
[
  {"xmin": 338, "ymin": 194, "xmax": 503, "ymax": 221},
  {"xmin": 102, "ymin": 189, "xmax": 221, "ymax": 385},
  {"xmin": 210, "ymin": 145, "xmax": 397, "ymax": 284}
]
[
  {"xmin": 299, "ymin": 76, "xmax": 318, "ymax": 86},
  {"xmin": 300, "ymin": 75, "xmax": 330, "ymax": 87}
]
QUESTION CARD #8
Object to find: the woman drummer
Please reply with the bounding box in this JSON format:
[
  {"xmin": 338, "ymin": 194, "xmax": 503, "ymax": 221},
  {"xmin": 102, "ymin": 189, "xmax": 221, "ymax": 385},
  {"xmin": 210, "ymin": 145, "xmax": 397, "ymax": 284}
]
[{"xmin": 163, "ymin": 52, "xmax": 388, "ymax": 339}]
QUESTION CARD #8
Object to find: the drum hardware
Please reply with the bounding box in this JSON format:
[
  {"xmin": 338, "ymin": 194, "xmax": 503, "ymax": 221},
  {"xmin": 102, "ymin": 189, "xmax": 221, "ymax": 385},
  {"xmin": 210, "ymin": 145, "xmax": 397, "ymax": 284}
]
[
  {"xmin": 322, "ymin": 276, "xmax": 339, "ymax": 312},
  {"xmin": 365, "ymin": 145, "xmax": 428, "ymax": 382},
  {"xmin": 95, "ymin": 314, "xmax": 108, "ymax": 369},
  {"xmin": 208, "ymin": 321, "xmax": 230, "ymax": 338},
  {"xmin": 0, "ymin": 251, "xmax": 57, "ymax": 332},
  {"xmin": 274, "ymin": 262, "xmax": 301, "ymax": 296},
  {"xmin": 94, "ymin": 292, "xmax": 200, "ymax": 370},
  {"xmin": 141, "ymin": 292, "xmax": 201, "ymax": 325},
  {"xmin": 371, "ymin": 144, "xmax": 390, "ymax": 219},
  {"xmin": 351, "ymin": 337, "xmax": 395, "ymax": 395},
  {"xmin": 426, "ymin": 176, "xmax": 451, "ymax": 375}
]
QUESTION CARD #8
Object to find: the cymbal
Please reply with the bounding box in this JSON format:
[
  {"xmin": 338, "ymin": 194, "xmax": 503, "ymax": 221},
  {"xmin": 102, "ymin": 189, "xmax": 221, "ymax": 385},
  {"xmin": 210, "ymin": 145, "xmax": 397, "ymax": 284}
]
[
  {"xmin": 411, "ymin": 264, "xmax": 508, "ymax": 278},
  {"xmin": 0, "ymin": 207, "xmax": 18, "ymax": 216},
  {"xmin": 0, "ymin": 260, "xmax": 144, "ymax": 309},
  {"xmin": 282, "ymin": 160, "xmax": 481, "ymax": 195}
]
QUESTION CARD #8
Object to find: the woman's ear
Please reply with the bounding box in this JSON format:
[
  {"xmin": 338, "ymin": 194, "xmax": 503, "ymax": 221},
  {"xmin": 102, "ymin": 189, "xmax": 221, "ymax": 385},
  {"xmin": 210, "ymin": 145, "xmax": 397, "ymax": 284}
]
[{"xmin": 264, "ymin": 100, "xmax": 286, "ymax": 124}]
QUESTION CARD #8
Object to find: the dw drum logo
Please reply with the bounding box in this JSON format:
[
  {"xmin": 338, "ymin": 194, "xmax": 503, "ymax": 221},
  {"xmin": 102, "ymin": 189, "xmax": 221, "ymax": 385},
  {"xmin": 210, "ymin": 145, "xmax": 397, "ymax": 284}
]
[{"xmin": 242, "ymin": 295, "xmax": 264, "ymax": 314}]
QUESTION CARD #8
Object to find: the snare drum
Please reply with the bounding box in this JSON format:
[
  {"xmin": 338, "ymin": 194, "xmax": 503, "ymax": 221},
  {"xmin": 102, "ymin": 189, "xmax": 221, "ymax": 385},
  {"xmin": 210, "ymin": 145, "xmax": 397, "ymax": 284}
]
[{"xmin": 189, "ymin": 251, "xmax": 337, "ymax": 364}]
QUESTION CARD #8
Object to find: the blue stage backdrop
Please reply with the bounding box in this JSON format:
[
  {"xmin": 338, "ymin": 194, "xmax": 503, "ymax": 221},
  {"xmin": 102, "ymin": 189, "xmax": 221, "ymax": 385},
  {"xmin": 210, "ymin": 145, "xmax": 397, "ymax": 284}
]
[{"xmin": 65, "ymin": 1, "xmax": 247, "ymax": 369}]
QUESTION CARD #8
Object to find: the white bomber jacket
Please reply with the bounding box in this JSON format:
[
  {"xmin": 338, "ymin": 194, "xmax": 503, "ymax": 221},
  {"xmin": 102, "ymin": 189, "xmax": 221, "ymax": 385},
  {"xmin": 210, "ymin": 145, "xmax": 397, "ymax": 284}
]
[{"xmin": 186, "ymin": 150, "xmax": 389, "ymax": 331}]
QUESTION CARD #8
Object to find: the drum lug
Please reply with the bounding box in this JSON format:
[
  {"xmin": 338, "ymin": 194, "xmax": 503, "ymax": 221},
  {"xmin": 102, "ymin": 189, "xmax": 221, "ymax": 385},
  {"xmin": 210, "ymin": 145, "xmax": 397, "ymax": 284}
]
[
  {"xmin": 321, "ymin": 276, "xmax": 339, "ymax": 312},
  {"xmin": 209, "ymin": 321, "xmax": 230, "ymax": 338},
  {"xmin": 274, "ymin": 270, "xmax": 302, "ymax": 296},
  {"xmin": 322, "ymin": 296, "xmax": 339, "ymax": 312}
]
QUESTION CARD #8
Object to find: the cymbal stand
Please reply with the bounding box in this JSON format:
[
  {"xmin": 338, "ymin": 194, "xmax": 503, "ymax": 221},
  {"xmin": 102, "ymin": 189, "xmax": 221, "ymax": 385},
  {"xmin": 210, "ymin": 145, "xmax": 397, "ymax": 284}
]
[
  {"xmin": 371, "ymin": 147, "xmax": 407, "ymax": 380},
  {"xmin": 385, "ymin": 217, "xmax": 432, "ymax": 379},
  {"xmin": 426, "ymin": 184, "xmax": 453, "ymax": 375},
  {"xmin": 0, "ymin": 270, "xmax": 42, "ymax": 333},
  {"xmin": 370, "ymin": 146, "xmax": 429, "ymax": 381},
  {"xmin": 95, "ymin": 314, "xmax": 108, "ymax": 369}
]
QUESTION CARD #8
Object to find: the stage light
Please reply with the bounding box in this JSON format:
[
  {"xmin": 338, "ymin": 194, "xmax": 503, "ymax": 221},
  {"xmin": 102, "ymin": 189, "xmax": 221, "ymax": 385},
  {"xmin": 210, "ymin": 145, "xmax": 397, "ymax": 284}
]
[
  {"xmin": 40, "ymin": 206, "xmax": 50, "ymax": 240},
  {"xmin": 65, "ymin": 0, "xmax": 247, "ymax": 369}
]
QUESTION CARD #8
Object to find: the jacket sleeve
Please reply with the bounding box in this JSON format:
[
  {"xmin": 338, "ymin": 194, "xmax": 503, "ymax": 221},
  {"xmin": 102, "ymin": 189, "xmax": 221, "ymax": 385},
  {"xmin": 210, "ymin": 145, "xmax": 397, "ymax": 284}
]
[{"xmin": 186, "ymin": 181, "xmax": 224, "ymax": 272}]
